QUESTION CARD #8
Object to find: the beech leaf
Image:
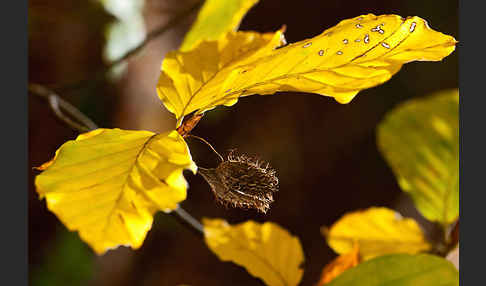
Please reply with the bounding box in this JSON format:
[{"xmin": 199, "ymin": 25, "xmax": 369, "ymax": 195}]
[
  {"xmin": 326, "ymin": 254, "xmax": 459, "ymax": 286},
  {"xmin": 316, "ymin": 243, "xmax": 360, "ymax": 285},
  {"xmin": 203, "ymin": 218, "xmax": 304, "ymax": 286},
  {"xmin": 35, "ymin": 129, "xmax": 196, "ymax": 254},
  {"xmin": 157, "ymin": 14, "xmax": 456, "ymax": 126},
  {"xmin": 377, "ymin": 89, "xmax": 459, "ymax": 225},
  {"xmin": 323, "ymin": 207, "xmax": 431, "ymax": 260},
  {"xmin": 180, "ymin": 0, "xmax": 260, "ymax": 51}
]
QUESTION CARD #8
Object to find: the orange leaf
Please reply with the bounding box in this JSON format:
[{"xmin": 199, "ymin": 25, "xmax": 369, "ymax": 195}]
[{"xmin": 317, "ymin": 244, "xmax": 360, "ymax": 285}]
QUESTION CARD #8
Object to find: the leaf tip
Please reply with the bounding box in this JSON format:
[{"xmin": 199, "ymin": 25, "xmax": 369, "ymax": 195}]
[{"xmin": 317, "ymin": 243, "xmax": 360, "ymax": 285}]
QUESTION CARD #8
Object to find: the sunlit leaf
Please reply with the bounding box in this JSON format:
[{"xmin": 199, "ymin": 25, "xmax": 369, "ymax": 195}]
[
  {"xmin": 158, "ymin": 29, "xmax": 286, "ymax": 126},
  {"xmin": 157, "ymin": 14, "xmax": 456, "ymax": 126},
  {"xmin": 316, "ymin": 243, "xmax": 360, "ymax": 285},
  {"xmin": 323, "ymin": 207, "xmax": 431, "ymax": 260},
  {"xmin": 377, "ymin": 89, "xmax": 459, "ymax": 225},
  {"xmin": 326, "ymin": 254, "xmax": 459, "ymax": 286},
  {"xmin": 35, "ymin": 129, "xmax": 196, "ymax": 254},
  {"xmin": 203, "ymin": 218, "xmax": 304, "ymax": 286},
  {"xmin": 180, "ymin": 0, "xmax": 260, "ymax": 52}
]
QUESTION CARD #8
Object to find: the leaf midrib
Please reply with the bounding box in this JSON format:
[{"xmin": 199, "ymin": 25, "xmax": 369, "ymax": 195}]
[
  {"xmin": 224, "ymin": 229, "xmax": 292, "ymax": 286},
  {"xmin": 100, "ymin": 134, "xmax": 159, "ymax": 243},
  {"xmin": 184, "ymin": 18, "xmax": 408, "ymax": 114},
  {"xmin": 178, "ymin": 36, "xmax": 281, "ymax": 121},
  {"xmin": 223, "ymin": 19, "xmax": 412, "ymax": 97}
]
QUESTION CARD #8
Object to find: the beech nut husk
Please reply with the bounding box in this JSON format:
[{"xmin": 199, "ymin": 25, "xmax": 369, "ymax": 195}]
[{"xmin": 198, "ymin": 152, "xmax": 278, "ymax": 213}]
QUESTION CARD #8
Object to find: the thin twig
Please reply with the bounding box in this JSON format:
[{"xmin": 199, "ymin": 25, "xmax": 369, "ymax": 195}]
[
  {"xmin": 187, "ymin": 134, "xmax": 224, "ymax": 162},
  {"xmin": 54, "ymin": 0, "xmax": 203, "ymax": 93},
  {"xmin": 29, "ymin": 83, "xmax": 98, "ymax": 132},
  {"xmin": 172, "ymin": 206, "xmax": 205, "ymax": 236},
  {"xmin": 31, "ymin": 82, "xmax": 205, "ymax": 236}
]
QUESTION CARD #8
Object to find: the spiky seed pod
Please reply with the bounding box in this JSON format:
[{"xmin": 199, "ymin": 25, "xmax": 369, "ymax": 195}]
[{"xmin": 198, "ymin": 152, "xmax": 279, "ymax": 213}]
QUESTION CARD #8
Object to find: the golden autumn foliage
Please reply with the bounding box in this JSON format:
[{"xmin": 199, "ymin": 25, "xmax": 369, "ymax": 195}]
[
  {"xmin": 35, "ymin": 129, "xmax": 196, "ymax": 254},
  {"xmin": 34, "ymin": 0, "xmax": 457, "ymax": 265},
  {"xmin": 203, "ymin": 218, "xmax": 304, "ymax": 286},
  {"xmin": 31, "ymin": 0, "xmax": 460, "ymax": 285},
  {"xmin": 323, "ymin": 207, "xmax": 431, "ymax": 260},
  {"xmin": 158, "ymin": 14, "xmax": 456, "ymax": 126},
  {"xmin": 180, "ymin": 0, "xmax": 260, "ymax": 51}
]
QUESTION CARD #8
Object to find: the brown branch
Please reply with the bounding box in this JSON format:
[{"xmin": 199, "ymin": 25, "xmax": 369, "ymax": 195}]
[
  {"xmin": 29, "ymin": 83, "xmax": 98, "ymax": 132},
  {"xmin": 54, "ymin": 0, "xmax": 204, "ymax": 93},
  {"xmin": 37, "ymin": 0, "xmax": 207, "ymax": 134}
]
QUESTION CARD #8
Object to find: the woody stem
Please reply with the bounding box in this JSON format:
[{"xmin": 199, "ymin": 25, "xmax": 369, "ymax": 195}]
[{"xmin": 176, "ymin": 113, "xmax": 205, "ymax": 137}]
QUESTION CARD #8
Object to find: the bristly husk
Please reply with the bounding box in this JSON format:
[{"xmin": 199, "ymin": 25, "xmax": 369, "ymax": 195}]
[{"xmin": 198, "ymin": 152, "xmax": 279, "ymax": 213}]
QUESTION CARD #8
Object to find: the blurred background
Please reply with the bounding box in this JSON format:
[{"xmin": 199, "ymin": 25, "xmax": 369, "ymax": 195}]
[{"xmin": 28, "ymin": 0, "xmax": 458, "ymax": 285}]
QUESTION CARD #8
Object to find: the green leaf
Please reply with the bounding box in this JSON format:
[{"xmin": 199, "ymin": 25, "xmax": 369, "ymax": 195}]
[
  {"xmin": 327, "ymin": 254, "xmax": 459, "ymax": 286},
  {"xmin": 180, "ymin": 0, "xmax": 259, "ymax": 51},
  {"xmin": 377, "ymin": 89, "xmax": 459, "ymax": 225},
  {"xmin": 35, "ymin": 129, "xmax": 196, "ymax": 254}
]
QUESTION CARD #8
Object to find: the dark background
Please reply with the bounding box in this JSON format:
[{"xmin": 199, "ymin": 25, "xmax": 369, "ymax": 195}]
[{"xmin": 28, "ymin": 0, "xmax": 458, "ymax": 285}]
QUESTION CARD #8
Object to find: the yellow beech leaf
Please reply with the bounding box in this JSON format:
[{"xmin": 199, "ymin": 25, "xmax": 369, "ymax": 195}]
[
  {"xmin": 322, "ymin": 207, "xmax": 431, "ymax": 260},
  {"xmin": 35, "ymin": 129, "xmax": 196, "ymax": 254},
  {"xmin": 203, "ymin": 218, "xmax": 304, "ymax": 286},
  {"xmin": 316, "ymin": 244, "xmax": 360, "ymax": 285},
  {"xmin": 377, "ymin": 90, "xmax": 459, "ymax": 225},
  {"xmin": 157, "ymin": 14, "xmax": 456, "ymax": 126},
  {"xmin": 180, "ymin": 0, "xmax": 260, "ymax": 51}
]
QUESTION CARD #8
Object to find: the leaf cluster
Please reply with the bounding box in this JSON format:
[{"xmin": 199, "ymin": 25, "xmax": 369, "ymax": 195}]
[{"xmin": 33, "ymin": 0, "xmax": 458, "ymax": 285}]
